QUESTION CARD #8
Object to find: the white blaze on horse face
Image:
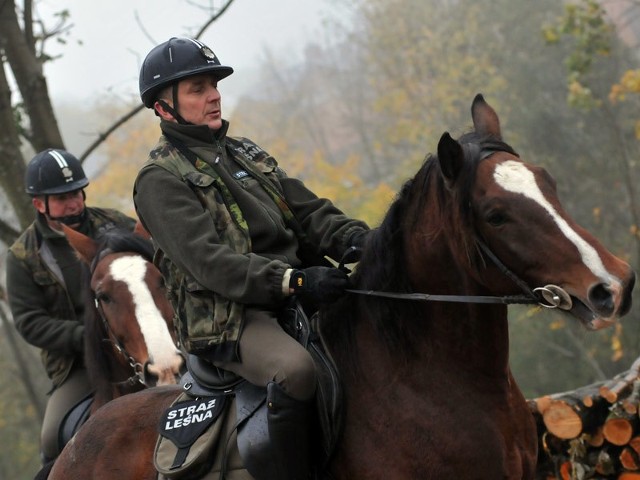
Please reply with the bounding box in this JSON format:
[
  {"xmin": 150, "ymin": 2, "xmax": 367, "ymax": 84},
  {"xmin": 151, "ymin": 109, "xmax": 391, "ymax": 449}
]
[
  {"xmin": 492, "ymin": 160, "xmax": 609, "ymax": 280},
  {"xmin": 109, "ymin": 256, "xmax": 178, "ymax": 369}
]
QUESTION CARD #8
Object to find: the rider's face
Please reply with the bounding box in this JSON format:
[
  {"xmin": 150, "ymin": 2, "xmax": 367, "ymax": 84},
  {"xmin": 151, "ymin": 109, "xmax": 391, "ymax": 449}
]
[
  {"xmin": 33, "ymin": 189, "xmax": 85, "ymax": 227},
  {"xmin": 156, "ymin": 74, "xmax": 223, "ymax": 131}
]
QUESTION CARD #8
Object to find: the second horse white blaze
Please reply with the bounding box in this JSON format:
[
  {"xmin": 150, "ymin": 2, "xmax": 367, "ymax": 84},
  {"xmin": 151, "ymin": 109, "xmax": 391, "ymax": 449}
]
[{"xmin": 110, "ymin": 256, "xmax": 181, "ymax": 382}]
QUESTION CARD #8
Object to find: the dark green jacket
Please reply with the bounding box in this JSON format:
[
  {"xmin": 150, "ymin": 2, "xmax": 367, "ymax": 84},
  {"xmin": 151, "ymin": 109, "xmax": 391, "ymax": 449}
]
[
  {"xmin": 6, "ymin": 208, "xmax": 136, "ymax": 388},
  {"xmin": 133, "ymin": 120, "xmax": 369, "ymax": 361}
]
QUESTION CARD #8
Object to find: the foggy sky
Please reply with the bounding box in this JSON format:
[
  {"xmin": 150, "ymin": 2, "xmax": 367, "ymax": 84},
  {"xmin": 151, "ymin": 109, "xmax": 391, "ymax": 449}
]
[{"xmin": 43, "ymin": 0, "xmax": 334, "ymax": 109}]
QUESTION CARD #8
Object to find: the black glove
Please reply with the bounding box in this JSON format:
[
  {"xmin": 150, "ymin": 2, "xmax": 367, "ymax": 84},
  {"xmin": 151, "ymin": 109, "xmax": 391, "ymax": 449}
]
[
  {"xmin": 339, "ymin": 230, "xmax": 370, "ymax": 271},
  {"xmin": 348, "ymin": 230, "xmax": 369, "ymax": 250},
  {"xmin": 289, "ymin": 267, "xmax": 350, "ymax": 303}
]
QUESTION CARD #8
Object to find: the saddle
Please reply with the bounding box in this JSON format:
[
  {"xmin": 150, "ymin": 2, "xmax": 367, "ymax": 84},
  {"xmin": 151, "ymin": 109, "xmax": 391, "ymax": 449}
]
[{"xmin": 154, "ymin": 300, "xmax": 343, "ymax": 480}]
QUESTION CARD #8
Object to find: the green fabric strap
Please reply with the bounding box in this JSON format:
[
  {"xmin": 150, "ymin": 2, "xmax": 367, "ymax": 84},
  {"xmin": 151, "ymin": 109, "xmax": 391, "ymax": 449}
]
[
  {"xmin": 193, "ymin": 157, "xmax": 251, "ymax": 236},
  {"xmin": 228, "ymin": 142, "xmax": 306, "ymax": 240},
  {"xmin": 168, "ymin": 134, "xmax": 305, "ymax": 240}
]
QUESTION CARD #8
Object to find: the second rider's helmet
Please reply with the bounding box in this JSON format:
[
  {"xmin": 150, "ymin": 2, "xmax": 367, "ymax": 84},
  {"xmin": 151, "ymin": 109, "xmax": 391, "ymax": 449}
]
[
  {"xmin": 139, "ymin": 37, "xmax": 234, "ymax": 108},
  {"xmin": 25, "ymin": 149, "xmax": 89, "ymax": 196}
]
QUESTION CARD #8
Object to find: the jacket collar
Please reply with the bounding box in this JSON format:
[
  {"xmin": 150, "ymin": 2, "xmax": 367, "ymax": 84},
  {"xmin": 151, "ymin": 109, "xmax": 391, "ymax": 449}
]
[{"xmin": 160, "ymin": 119, "xmax": 230, "ymax": 148}]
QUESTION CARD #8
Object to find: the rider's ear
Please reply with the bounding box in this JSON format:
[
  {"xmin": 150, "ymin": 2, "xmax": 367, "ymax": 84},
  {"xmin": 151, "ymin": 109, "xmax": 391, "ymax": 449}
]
[
  {"xmin": 154, "ymin": 100, "xmax": 174, "ymax": 121},
  {"xmin": 437, "ymin": 131, "xmax": 464, "ymax": 188}
]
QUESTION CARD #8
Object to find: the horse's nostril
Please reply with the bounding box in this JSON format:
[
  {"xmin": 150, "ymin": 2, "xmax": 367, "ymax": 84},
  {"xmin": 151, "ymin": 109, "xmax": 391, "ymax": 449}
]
[{"xmin": 588, "ymin": 283, "xmax": 614, "ymax": 317}]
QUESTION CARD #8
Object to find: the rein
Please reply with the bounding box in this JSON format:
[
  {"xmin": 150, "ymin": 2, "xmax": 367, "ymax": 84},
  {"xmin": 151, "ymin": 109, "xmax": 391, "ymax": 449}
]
[
  {"xmin": 344, "ymin": 242, "xmax": 571, "ymax": 308},
  {"xmin": 343, "ymin": 234, "xmax": 572, "ymax": 309},
  {"xmin": 345, "ymin": 289, "xmax": 538, "ymax": 305}
]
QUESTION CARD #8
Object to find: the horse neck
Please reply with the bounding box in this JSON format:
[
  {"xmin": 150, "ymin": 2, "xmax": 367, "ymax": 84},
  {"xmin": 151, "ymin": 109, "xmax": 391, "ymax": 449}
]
[
  {"xmin": 350, "ymin": 207, "xmax": 511, "ymax": 381},
  {"xmin": 407, "ymin": 204, "xmax": 512, "ymax": 373}
]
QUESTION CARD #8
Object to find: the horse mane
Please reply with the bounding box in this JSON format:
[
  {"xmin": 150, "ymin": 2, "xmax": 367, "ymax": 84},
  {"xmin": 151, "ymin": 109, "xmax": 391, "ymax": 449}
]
[
  {"xmin": 321, "ymin": 132, "xmax": 517, "ymax": 365},
  {"xmin": 83, "ymin": 229, "xmax": 155, "ymax": 404},
  {"xmin": 89, "ymin": 229, "xmax": 154, "ymax": 272}
]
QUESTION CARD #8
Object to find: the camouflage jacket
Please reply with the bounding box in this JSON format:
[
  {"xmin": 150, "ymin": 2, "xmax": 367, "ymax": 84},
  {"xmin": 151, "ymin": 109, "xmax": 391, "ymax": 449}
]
[
  {"xmin": 134, "ymin": 120, "xmax": 369, "ymax": 362},
  {"xmin": 6, "ymin": 208, "xmax": 136, "ymax": 388}
]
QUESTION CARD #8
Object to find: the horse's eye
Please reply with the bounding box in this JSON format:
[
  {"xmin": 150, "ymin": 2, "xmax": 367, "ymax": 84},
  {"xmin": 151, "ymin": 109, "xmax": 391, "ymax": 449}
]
[
  {"xmin": 486, "ymin": 211, "xmax": 507, "ymax": 227},
  {"xmin": 96, "ymin": 292, "xmax": 111, "ymax": 304}
]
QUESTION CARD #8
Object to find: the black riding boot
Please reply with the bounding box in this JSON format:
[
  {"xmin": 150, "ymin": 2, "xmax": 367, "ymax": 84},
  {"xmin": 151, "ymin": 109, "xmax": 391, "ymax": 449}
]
[{"xmin": 266, "ymin": 381, "xmax": 313, "ymax": 480}]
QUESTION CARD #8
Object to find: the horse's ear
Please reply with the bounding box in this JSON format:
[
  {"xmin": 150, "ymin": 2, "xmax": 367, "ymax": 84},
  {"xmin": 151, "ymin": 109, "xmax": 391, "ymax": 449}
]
[
  {"xmin": 471, "ymin": 93, "xmax": 501, "ymax": 139},
  {"xmin": 134, "ymin": 220, "xmax": 152, "ymax": 240},
  {"xmin": 437, "ymin": 131, "xmax": 465, "ymax": 187},
  {"xmin": 60, "ymin": 223, "xmax": 98, "ymax": 264}
]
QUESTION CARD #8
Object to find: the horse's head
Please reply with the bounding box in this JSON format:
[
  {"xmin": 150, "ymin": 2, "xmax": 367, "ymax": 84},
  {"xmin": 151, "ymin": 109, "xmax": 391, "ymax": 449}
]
[
  {"xmin": 62, "ymin": 223, "xmax": 184, "ymax": 392},
  {"xmin": 433, "ymin": 94, "xmax": 635, "ymax": 330}
]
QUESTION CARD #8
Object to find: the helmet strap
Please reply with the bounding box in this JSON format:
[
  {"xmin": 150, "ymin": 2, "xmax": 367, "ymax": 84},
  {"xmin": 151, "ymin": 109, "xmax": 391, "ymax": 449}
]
[
  {"xmin": 156, "ymin": 83, "xmax": 190, "ymax": 125},
  {"xmin": 48, "ymin": 208, "xmax": 88, "ymax": 227},
  {"xmin": 44, "ymin": 190, "xmax": 87, "ymax": 226}
]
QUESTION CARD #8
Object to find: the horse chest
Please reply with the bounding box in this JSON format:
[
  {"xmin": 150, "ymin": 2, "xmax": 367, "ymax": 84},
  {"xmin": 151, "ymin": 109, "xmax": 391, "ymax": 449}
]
[{"xmin": 335, "ymin": 374, "xmax": 535, "ymax": 479}]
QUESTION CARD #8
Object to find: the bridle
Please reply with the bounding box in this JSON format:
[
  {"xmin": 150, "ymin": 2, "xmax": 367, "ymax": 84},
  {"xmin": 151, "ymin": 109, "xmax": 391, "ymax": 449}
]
[
  {"xmin": 344, "ymin": 239, "xmax": 572, "ymax": 309},
  {"xmin": 91, "ymin": 249, "xmax": 151, "ymax": 389},
  {"xmin": 343, "ymin": 144, "xmax": 574, "ymax": 311},
  {"xmin": 94, "ymin": 296, "xmax": 150, "ymax": 389}
]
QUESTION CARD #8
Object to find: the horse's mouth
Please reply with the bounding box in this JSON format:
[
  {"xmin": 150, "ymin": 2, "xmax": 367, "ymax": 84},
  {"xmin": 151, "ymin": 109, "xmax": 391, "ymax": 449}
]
[{"xmin": 569, "ymin": 296, "xmax": 616, "ymax": 331}]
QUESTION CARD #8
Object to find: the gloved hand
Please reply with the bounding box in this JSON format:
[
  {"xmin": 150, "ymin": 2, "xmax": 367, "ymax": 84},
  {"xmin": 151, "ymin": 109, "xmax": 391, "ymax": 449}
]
[
  {"xmin": 339, "ymin": 229, "xmax": 370, "ymax": 271},
  {"xmin": 348, "ymin": 230, "xmax": 369, "ymax": 250},
  {"xmin": 289, "ymin": 266, "xmax": 350, "ymax": 303}
]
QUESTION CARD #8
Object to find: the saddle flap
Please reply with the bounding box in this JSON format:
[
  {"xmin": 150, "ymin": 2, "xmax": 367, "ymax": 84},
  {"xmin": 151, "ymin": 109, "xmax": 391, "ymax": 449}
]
[
  {"xmin": 155, "ymin": 393, "xmax": 229, "ymax": 478},
  {"xmin": 59, "ymin": 393, "xmax": 93, "ymax": 452},
  {"xmin": 158, "ymin": 396, "xmax": 226, "ymax": 449}
]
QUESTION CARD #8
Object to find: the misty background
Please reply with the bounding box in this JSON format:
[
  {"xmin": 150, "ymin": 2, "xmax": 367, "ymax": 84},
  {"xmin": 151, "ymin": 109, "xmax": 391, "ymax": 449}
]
[{"xmin": 1, "ymin": 0, "xmax": 640, "ymax": 477}]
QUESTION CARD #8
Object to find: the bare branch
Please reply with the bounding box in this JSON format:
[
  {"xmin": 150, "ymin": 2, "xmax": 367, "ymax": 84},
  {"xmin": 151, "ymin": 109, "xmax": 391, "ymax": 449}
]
[
  {"xmin": 78, "ymin": 0, "xmax": 237, "ymax": 161},
  {"xmin": 79, "ymin": 104, "xmax": 145, "ymax": 162},
  {"xmin": 134, "ymin": 10, "xmax": 157, "ymax": 46},
  {"xmin": 194, "ymin": 0, "xmax": 236, "ymax": 39}
]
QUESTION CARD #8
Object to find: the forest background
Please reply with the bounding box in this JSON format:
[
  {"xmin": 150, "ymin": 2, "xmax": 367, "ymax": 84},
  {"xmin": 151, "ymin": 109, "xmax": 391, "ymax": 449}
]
[{"xmin": 1, "ymin": 0, "xmax": 640, "ymax": 477}]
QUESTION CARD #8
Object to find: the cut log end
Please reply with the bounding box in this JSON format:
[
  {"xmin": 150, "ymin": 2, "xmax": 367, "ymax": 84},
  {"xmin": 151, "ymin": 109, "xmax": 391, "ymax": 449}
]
[{"xmin": 543, "ymin": 402, "xmax": 583, "ymax": 439}]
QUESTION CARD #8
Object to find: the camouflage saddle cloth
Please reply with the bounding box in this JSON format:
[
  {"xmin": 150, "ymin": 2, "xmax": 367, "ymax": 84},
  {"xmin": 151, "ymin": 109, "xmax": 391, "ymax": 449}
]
[{"xmin": 153, "ymin": 300, "xmax": 343, "ymax": 480}]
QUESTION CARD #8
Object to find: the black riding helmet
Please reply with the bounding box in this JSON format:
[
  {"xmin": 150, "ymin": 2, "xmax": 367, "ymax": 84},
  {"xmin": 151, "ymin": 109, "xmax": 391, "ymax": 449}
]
[
  {"xmin": 139, "ymin": 37, "xmax": 234, "ymax": 109},
  {"xmin": 25, "ymin": 149, "xmax": 89, "ymax": 226},
  {"xmin": 25, "ymin": 149, "xmax": 89, "ymax": 196}
]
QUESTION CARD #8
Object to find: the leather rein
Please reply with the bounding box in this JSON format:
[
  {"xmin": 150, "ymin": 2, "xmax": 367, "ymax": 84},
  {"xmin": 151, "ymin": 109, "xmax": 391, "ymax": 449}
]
[{"xmin": 344, "ymin": 238, "xmax": 570, "ymax": 309}]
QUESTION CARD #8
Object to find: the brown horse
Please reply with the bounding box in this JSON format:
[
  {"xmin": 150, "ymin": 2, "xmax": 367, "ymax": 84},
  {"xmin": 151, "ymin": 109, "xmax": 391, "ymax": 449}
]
[
  {"xmin": 46, "ymin": 95, "xmax": 635, "ymax": 480},
  {"xmin": 63, "ymin": 224, "xmax": 184, "ymax": 410}
]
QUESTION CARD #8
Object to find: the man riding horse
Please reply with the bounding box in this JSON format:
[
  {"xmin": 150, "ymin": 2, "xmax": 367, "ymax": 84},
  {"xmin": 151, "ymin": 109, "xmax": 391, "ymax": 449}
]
[
  {"xmin": 6, "ymin": 149, "xmax": 137, "ymax": 463},
  {"xmin": 134, "ymin": 36, "xmax": 370, "ymax": 479}
]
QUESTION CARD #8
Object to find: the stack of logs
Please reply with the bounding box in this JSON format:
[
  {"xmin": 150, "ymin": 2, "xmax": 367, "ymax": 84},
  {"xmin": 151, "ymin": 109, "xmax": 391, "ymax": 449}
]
[{"xmin": 531, "ymin": 357, "xmax": 640, "ymax": 479}]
